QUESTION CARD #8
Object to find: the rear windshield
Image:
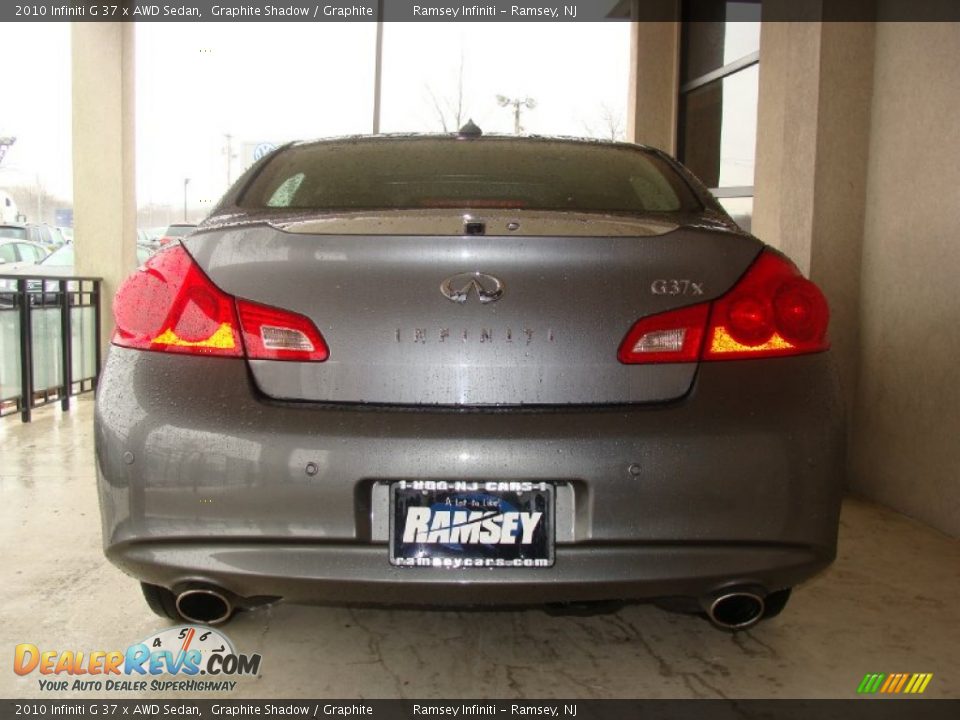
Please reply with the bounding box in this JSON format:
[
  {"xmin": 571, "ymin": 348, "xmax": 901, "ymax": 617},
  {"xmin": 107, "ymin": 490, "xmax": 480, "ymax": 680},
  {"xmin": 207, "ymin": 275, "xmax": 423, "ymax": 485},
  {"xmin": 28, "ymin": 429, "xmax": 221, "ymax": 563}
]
[
  {"xmin": 239, "ymin": 138, "xmax": 700, "ymax": 214},
  {"xmin": 0, "ymin": 226, "xmax": 27, "ymax": 240}
]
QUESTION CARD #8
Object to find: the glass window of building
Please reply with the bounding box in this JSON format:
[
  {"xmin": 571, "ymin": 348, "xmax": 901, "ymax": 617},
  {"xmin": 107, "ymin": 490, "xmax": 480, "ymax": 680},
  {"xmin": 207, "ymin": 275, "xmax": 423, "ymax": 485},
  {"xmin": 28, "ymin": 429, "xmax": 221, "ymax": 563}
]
[
  {"xmin": 378, "ymin": 23, "xmax": 631, "ymax": 140},
  {"xmin": 135, "ymin": 23, "xmax": 377, "ymax": 228},
  {"xmin": 677, "ymin": 1, "xmax": 761, "ymax": 230}
]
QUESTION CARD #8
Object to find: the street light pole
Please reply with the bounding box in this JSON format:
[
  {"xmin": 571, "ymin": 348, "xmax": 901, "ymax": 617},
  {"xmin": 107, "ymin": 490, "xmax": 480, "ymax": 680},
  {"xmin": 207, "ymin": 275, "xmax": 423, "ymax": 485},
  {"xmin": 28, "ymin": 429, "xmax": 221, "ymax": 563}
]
[
  {"xmin": 35, "ymin": 172, "xmax": 43, "ymax": 222},
  {"xmin": 496, "ymin": 95, "xmax": 537, "ymax": 135},
  {"xmin": 223, "ymin": 134, "xmax": 235, "ymax": 186},
  {"xmin": 0, "ymin": 136, "xmax": 15, "ymax": 166},
  {"xmin": 372, "ymin": 0, "xmax": 384, "ymax": 134},
  {"xmin": 183, "ymin": 178, "xmax": 191, "ymax": 222}
]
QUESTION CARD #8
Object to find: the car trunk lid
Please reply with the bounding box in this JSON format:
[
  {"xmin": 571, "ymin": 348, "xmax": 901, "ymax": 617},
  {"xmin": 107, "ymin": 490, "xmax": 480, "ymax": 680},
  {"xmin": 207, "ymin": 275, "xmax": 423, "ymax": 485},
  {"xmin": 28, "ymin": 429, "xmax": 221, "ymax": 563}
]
[{"xmin": 185, "ymin": 217, "xmax": 760, "ymax": 406}]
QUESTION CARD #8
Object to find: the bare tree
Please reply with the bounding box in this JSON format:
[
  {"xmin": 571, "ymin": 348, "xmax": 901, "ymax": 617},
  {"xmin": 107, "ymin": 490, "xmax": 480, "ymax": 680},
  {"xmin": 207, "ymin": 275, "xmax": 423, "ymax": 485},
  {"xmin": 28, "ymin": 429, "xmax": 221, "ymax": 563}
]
[
  {"xmin": 582, "ymin": 103, "xmax": 627, "ymax": 142},
  {"xmin": 424, "ymin": 51, "xmax": 467, "ymax": 132},
  {"xmin": 137, "ymin": 203, "xmax": 179, "ymax": 229},
  {"xmin": 6, "ymin": 184, "xmax": 71, "ymax": 225}
]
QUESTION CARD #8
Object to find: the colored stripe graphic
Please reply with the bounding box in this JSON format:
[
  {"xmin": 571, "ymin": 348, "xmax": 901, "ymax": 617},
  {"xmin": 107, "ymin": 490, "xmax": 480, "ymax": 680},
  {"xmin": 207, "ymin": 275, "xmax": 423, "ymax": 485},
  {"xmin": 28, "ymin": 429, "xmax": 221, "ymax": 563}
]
[
  {"xmin": 906, "ymin": 673, "xmax": 934, "ymax": 694},
  {"xmin": 857, "ymin": 673, "xmax": 885, "ymax": 693},
  {"xmin": 858, "ymin": 673, "xmax": 933, "ymax": 694},
  {"xmin": 893, "ymin": 674, "xmax": 909, "ymax": 693}
]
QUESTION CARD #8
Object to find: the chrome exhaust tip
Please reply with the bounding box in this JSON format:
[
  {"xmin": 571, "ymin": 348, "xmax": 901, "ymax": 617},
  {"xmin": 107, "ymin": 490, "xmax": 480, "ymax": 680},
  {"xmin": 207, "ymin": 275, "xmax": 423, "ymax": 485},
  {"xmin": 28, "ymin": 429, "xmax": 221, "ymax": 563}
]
[
  {"xmin": 175, "ymin": 588, "xmax": 233, "ymax": 625},
  {"xmin": 706, "ymin": 591, "xmax": 765, "ymax": 630}
]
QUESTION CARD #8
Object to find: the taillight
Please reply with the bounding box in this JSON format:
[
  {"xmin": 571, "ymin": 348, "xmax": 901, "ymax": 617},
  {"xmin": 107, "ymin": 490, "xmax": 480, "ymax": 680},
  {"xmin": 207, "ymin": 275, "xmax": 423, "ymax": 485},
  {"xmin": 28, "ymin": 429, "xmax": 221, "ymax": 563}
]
[
  {"xmin": 618, "ymin": 249, "xmax": 829, "ymax": 364},
  {"xmin": 113, "ymin": 245, "xmax": 242, "ymax": 356},
  {"xmin": 238, "ymin": 300, "xmax": 329, "ymax": 362},
  {"xmin": 704, "ymin": 250, "xmax": 829, "ymax": 360},
  {"xmin": 112, "ymin": 245, "xmax": 328, "ymax": 362},
  {"xmin": 618, "ymin": 304, "xmax": 709, "ymax": 364}
]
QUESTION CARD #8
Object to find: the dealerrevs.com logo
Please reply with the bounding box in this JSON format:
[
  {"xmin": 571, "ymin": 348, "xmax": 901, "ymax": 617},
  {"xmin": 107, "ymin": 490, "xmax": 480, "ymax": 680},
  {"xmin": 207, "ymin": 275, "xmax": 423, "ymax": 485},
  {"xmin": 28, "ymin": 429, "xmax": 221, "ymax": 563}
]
[{"xmin": 14, "ymin": 626, "xmax": 261, "ymax": 693}]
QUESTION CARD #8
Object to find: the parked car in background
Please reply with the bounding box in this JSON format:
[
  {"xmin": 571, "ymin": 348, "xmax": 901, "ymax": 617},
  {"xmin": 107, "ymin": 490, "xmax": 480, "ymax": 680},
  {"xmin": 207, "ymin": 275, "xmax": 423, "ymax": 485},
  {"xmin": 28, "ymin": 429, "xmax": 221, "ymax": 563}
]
[
  {"xmin": 46, "ymin": 226, "xmax": 69, "ymax": 249},
  {"xmin": 157, "ymin": 223, "xmax": 196, "ymax": 248},
  {"xmin": 0, "ymin": 242, "xmax": 155, "ymax": 307},
  {"xmin": 29, "ymin": 242, "xmax": 154, "ymax": 274},
  {"xmin": 0, "ymin": 224, "xmax": 28, "ymax": 242},
  {"xmin": 0, "ymin": 236, "xmax": 49, "ymax": 305},
  {"xmin": 140, "ymin": 227, "xmax": 165, "ymax": 248},
  {"xmin": 17, "ymin": 223, "xmax": 67, "ymax": 250},
  {"xmin": 0, "ymin": 233, "xmax": 49, "ymax": 270},
  {"xmin": 96, "ymin": 133, "xmax": 843, "ymax": 631}
]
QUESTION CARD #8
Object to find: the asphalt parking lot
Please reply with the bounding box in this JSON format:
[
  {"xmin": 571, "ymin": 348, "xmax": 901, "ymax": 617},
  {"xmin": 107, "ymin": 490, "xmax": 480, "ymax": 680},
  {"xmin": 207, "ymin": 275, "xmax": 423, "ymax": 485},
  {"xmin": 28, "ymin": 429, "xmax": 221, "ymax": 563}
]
[{"xmin": 3, "ymin": 397, "xmax": 958, "ymax": 699}]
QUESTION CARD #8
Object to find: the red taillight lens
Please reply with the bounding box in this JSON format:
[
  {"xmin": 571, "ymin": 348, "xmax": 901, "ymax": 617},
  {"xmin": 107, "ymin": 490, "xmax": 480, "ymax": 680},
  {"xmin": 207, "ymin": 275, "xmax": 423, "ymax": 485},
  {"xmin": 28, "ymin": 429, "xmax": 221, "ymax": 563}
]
[
  {"xmin": 704, "ymin": 250, "xmax": 829, "ymax": 360},
  {"xmin": 112, "ymin": 245, "xmax": 328, "ymax": 362},
  {"xmin": 618, "ymin": 303, "xmax": 709, "ymax": 364},
  {"xmin": 237, "ymin": 299, "xmax": 329, "ymax": 362},
  {"xmin": 113, "ymin": 245, "xmax": 242, "ymax": 356},
  {"xmin": 618, "ymin": 250, "xmax": 829, "ymax": 364},
  {"xmin": 773, "ymin": 278, "xmax": 829, "ymax": 343}
]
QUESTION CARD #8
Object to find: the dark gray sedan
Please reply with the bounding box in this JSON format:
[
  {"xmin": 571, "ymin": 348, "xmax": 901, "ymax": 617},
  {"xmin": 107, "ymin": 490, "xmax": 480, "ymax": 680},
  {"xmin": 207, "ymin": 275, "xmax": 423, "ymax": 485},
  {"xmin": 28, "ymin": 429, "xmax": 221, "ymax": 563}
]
[{"xmin": 95, "ymin": 133, "xmax": 842, "ymax": 630}]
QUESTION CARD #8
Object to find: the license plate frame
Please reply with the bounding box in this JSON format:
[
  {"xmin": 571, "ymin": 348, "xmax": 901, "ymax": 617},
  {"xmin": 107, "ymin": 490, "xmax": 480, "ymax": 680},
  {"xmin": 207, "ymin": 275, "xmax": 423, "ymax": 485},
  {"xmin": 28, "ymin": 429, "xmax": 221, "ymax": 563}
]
[{"xmin": 389, "ymin": 481, "xmax": 555, "ymax": 569}]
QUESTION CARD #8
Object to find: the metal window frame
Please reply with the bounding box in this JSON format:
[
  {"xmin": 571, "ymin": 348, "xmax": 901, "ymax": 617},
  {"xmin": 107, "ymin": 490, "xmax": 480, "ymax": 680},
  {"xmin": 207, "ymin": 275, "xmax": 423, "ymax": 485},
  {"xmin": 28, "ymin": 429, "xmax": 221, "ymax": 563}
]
[
  {"xmin": 710, "ymin": 185, "xmax": 755, "ymax": 198},
  {"xmin": 679, "ymin": 50, "xmax": 760, "ymax": 95},
  {"xmin": 677, "ymin": 15, "xmax": 760, "ymax": 192}
]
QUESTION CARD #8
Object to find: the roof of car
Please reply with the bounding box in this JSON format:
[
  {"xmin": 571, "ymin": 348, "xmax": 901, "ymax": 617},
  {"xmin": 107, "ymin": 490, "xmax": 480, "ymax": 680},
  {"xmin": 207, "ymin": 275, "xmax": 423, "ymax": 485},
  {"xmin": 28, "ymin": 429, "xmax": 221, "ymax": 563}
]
[
  {"xmin": 288, "ymin": 132, "xmax": 656, "ymax": 154},
  {"xmin": 0, "ymin": 240, "xmax": 47, "ymax": 250}
]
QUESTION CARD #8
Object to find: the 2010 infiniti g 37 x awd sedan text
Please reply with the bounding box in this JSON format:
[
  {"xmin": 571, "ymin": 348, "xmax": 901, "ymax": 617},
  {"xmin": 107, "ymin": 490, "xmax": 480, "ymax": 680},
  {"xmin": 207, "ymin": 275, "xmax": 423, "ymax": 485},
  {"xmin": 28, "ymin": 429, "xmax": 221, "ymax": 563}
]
[{"xmin": 95, "ymin": 131, "xmax": 843, "ymax": 630}]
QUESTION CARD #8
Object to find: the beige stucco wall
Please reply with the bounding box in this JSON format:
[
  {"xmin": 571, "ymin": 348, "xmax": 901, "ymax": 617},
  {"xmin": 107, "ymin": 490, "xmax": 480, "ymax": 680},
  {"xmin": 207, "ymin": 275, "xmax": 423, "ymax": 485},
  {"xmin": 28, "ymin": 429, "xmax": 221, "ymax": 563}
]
[
  {"xmin": 753, "ymin": 20, "xmax": 874, "ymax": 416},
  {"xmin": 71, "ymin": 23, "xmax": 138, "ymax": 357},
  {"xmin": 851, "ymin": 22, "xmax": 960, "ymax": 537},
  {"xmin": 627, "ymin": 19, "xmax": 680, "ymax": 152}
]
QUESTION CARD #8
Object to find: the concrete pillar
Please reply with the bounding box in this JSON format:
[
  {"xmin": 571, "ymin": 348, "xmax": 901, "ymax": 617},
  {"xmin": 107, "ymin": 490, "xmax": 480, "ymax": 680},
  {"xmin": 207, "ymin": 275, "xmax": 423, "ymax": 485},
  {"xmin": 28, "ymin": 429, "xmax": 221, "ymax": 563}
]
[
  {"xmin": 851, "ymin": 22, "xmax": 960, "ymax": 537},
  {"xmin": 752, "ymin": 15, "xmax": 875, "ymax": 415},
  {"xmin": 627, "ymin": 12, "xmax": 680, "ymax": 153},
  {"xmin": 71, "ymin": 22, "xmax": 137, "ymax": 357}
]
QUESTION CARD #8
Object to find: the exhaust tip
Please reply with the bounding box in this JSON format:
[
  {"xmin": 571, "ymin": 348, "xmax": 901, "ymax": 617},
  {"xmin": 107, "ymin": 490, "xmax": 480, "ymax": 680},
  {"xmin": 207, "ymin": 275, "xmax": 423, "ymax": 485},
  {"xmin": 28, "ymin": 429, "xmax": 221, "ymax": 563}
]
[
  {"xmin": 707, "ymin": 591, "xmax": 765, "ymax": 630},
  {"xmin": 175, "ymin": 588, "xmax": 232, "ymax": 625}
]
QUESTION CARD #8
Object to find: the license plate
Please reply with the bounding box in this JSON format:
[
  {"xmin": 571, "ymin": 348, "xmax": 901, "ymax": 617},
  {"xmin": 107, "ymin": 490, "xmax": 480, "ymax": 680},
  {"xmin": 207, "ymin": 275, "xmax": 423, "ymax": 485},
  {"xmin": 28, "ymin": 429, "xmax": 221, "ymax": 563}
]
[{"xmin": 389, "ymin": 481, "xmax": 554, "ymax": 569}]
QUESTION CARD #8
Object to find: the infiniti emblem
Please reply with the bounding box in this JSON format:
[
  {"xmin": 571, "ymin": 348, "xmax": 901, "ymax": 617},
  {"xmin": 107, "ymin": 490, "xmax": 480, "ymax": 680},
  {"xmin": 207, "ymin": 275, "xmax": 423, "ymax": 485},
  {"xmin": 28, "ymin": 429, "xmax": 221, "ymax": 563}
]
[{"xmin": 440, "ymin": 272, "xmax": 504, "ymax": 304}]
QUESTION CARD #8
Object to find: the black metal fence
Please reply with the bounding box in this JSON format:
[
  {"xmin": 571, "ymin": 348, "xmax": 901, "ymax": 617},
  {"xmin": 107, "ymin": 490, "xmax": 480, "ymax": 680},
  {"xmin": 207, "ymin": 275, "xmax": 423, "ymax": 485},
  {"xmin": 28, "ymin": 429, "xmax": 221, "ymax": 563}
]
[{"xmin": 0, "ymin": 274, "xmax": 101, "ymax": 422}]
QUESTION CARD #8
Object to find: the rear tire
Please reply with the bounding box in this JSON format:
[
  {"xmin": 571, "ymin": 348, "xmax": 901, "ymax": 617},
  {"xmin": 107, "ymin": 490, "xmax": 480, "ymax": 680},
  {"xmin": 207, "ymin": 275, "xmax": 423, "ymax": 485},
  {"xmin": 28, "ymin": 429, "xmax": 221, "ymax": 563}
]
[{"xmin": 141, "ymin": 582, "xmax": 180, "ymax": 621}]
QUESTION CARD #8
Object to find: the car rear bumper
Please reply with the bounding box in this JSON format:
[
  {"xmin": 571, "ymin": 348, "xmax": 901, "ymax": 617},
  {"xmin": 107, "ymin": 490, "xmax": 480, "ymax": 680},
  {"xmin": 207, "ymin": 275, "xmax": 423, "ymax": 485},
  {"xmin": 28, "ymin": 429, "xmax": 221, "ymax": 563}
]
[
  {"xmin": 95, "ymin": 347, "xmax": 844, "ymax": 605},
  {"xmin": 108, "ymin": 541, "xmax": 830, "ymax": 606}
]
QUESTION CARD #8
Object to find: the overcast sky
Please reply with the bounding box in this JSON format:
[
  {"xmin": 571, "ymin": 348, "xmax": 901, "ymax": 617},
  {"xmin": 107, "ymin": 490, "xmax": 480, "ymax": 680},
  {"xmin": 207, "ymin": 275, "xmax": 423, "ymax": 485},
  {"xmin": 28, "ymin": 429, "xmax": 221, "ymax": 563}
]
[{"xmin": 0, "ymin": 20, "xmax": 757, "ymax": 216}]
